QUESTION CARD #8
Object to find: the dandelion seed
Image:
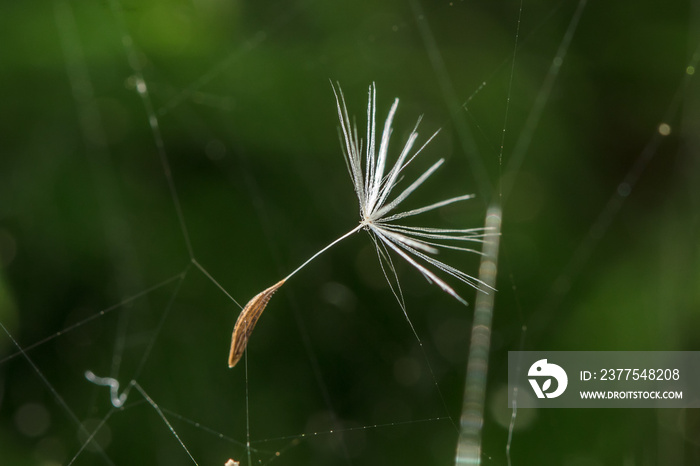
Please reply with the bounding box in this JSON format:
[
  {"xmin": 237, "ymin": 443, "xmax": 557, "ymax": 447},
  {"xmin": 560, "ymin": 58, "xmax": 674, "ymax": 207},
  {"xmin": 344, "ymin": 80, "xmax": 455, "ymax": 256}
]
[
  {"xmin": 228, "ymin": 279, "xmax": 286, "ymax": 367},
  {"xmin": 228, "ymin": 82, "xmax": 490, "ymax": 367}
]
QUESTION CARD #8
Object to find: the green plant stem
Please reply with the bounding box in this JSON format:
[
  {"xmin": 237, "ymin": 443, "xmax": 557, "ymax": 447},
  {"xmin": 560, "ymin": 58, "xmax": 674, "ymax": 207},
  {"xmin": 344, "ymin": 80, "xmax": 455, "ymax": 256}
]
[{"xmin": 455, "ymin": 204, "xmax": 502, "ymax": 465}]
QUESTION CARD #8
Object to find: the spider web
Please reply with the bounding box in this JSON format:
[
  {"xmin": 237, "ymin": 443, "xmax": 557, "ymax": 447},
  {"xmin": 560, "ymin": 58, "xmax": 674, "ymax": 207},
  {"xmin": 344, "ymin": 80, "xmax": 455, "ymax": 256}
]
[{"xmin": 1, "ymin": 0, "xmax": 699, "ymax": 465}]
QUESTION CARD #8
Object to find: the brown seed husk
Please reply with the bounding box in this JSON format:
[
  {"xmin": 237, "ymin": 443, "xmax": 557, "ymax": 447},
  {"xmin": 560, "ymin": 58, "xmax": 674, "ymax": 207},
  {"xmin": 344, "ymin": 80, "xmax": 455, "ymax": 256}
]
[{"xmin": 228, "ymin": 279, "xmax": 286, "ymax": 368}]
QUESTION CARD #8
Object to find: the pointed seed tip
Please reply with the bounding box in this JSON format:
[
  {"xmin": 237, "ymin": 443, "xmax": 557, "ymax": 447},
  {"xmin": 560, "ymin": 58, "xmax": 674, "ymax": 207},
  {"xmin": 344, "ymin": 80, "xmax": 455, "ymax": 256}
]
[{"xmin": 227, "ymin": 279, "xmax": 286, "ymax": 368}]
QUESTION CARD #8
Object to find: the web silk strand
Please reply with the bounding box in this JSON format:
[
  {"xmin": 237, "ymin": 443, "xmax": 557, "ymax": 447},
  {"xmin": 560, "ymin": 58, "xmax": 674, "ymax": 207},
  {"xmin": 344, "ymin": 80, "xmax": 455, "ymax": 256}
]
[{"xmin": 106, "ymin": 0, "xmax": 195, "ymax": 261}]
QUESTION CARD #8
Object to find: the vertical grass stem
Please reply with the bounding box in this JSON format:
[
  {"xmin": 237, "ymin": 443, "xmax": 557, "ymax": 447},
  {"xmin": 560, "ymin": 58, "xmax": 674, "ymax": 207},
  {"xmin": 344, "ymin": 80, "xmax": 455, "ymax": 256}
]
[{"xmin": 455, "ymin": 204, "xmax": 502, "ymax": 465}]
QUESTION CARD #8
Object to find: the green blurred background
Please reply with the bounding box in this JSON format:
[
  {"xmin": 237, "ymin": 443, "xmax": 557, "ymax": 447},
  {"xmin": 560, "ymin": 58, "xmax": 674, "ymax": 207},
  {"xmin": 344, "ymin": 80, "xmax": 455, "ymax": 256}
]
[{"xmin": 1, "ymin": 0, "xmax": 699, "ymax": 464}]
